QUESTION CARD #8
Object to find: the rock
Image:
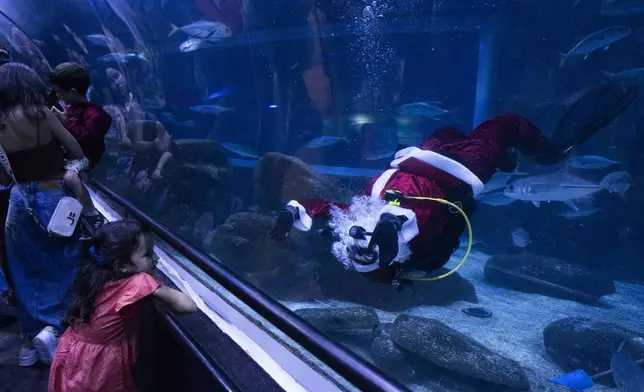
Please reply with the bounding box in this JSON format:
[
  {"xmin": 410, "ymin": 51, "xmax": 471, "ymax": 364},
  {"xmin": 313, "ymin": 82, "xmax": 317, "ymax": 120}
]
[
  {"xmin": 371, "ymin": 323, "xmax": 409, "ymax": 362},
  {"xmin": 294, "ymin": 307, "xmax": 379, "ymax": 336},
  {"xmin": 391, "ymin": 315, "xmax": 530, "ymax": 390},
  {"xmin": 254, "ymin": 152, "xmax": 351, "ymax": 212},
  {"xmin": 484, "ymin": 253, "xmax": 615, "ymax": 303},
  {"xmin": 174, "ymin": 139, "xmax": 230, "ymax": 166},
  {"xmin": 543, "ymin": 317, "xmax": 644, "ymax": 376},
  {"xmin": 204, "ymin": 213, "xmax": 325, "ymax": 301}
]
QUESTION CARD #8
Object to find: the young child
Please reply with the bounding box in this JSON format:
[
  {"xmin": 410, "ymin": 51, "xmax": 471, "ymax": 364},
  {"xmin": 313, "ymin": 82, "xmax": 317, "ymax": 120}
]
[
  {"xmin": 49, "ymin": 221, "xmax": 198, "ymax": 392},
  {"xmin": 49, "ymin": 62, "xmax": 113, "ymax": 236}
]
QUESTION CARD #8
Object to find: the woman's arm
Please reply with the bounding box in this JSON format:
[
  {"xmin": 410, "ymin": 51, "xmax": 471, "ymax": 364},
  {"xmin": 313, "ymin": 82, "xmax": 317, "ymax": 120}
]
[
  {"xmin": 44, "ymin": 108, "xmax": 84, "ymax": 159},
  {"xmin": 153, "ymin": 152, "xmax": 173, "ymax": 177}
]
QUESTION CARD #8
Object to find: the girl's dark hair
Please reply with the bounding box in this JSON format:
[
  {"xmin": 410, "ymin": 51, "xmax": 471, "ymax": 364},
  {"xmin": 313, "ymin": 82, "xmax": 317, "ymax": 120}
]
[
  {"xmin": 66, "ymin": 220, "xmax": 146, "ymax": 327},
  {"xmin": 0, "ymin": 62, "xmax": 47, "ymax": 123}
]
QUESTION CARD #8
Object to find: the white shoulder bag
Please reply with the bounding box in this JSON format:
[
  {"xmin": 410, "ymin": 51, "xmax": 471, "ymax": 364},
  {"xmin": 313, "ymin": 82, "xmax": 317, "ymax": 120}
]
[{"xmin": 0, "ymin": 117, "xmax": 82, "ymax": 237}]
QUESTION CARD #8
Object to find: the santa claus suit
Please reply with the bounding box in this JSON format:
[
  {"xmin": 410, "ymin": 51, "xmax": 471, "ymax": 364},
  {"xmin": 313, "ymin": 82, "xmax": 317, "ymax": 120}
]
[{"xmin": 286, "ymin": 112, "xmax": 550, "ymax": 283}]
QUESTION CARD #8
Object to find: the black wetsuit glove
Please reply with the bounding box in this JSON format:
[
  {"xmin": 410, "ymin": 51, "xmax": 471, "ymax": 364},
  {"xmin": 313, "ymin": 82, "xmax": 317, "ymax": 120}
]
[
  {"xmin": 370, "ymin": 213, "xmax": 403, "ymax": 269},
  {"xmin": 269, "ymin": 205, "xmax": 298, "ymax": 241},
  {"xmin": 534, "ymin": 141, "xmax": 568, "ymax": 165}
]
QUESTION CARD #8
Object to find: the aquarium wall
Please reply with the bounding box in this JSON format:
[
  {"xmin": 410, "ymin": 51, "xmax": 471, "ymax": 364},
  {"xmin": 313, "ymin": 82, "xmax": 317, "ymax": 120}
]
[{"xmin": 5, "ymin": 0, "xmax": 644, "ymax": 391}]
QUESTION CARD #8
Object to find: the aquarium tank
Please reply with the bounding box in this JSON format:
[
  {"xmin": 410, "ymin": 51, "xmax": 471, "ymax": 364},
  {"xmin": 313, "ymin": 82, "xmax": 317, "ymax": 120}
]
[{"xmin": 2, "ymin": 0, "xmax": 644, "ymax": 390}]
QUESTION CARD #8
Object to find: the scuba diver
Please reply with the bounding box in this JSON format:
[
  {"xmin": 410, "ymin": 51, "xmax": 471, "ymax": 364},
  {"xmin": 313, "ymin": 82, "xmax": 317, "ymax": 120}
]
[{"xmin": 269, "ymin": 86, "xmax": 637, "ymax": 290}]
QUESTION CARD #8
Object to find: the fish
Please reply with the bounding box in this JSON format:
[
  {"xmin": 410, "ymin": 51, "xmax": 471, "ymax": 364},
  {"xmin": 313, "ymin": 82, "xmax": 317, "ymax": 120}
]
[
  {"xmin": 169, "ymin": 20, "xmax": 232, "ymax": 39},
  {"xmin": 398, "ymin": 101, "xmax": 460, "ymax": 121},
  {"xmin": 220, "ymin": 143, "xmax": 259, "ymax": 159},
  {"xmin": 204, "ymin": 87, "xmax": 234, "ymax": 101},
  {"xmin": 504, "ymin": 171, "xmax": 630, "ymax": 210},
  {"xmin": 85, "ymin": 34, "xmax": 112, "ymax": 47},
  {"xmin": 558, "ymin": 208, "xmax": 602, "ymax": 219},
  {"xmin": 478, "ymin": 192, "xmax": 518, "ymax": 207},
  {"xmin": 179, "ymin": 38, "xmax": 220, "ymax": 53},
  {"xmin": 158, "ymin": 112, "xmax": 195, "ymax": 128},
  {"xmin": 365, "ymin": 150, "xmax": 396, "ymax": 160},
  {"xmin": 305, "ymin": 136, "xmax": 349, "ymax": 149},
  {"xmin": 63, "ymin": 24, "xmax": 89, "ymax": 55},
  {"xmin": 559, "ymin": 26, "xmax": 631, "ymax": 67},
  {"xmin": 602, "ymin": 1, "xmax": 644, "ymax": 16},
  {"xmin": 189, "ymin": 104, "xmax": 231, "ymax": 114},
  {"xmin": 480, "ymin": 169, "xmax": 530, "ymax": 194},
  {"xmin": 534, "ymin": 88, "xmax": 589, "ymax": 109},
  {"xmin": 564, "ymin": 155, "xmax": 619, "ymax": 169},
  {"xmin": 611, "ymin": 351, "xmax": 644, "ymax": 391},
  {"xmin": 99, "ymin": 52, "xmax": 147, "ymax": 63},
  {"xmin": 601, "ymin": 171, "xmax": 632, "ymax": 195},
  {"xmin": 604, "ymin": 66, "xmax": 644, "ymax": 79},
  {"xmin": 511, "ymin": 228, "xmax": 530, "ymax": 248}
]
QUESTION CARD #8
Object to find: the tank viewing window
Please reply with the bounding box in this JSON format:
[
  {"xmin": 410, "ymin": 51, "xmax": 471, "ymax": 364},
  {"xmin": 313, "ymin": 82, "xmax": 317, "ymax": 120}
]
[{"xmin": 21, "ymin": 0, "xmax": 644, "ymax": 391}]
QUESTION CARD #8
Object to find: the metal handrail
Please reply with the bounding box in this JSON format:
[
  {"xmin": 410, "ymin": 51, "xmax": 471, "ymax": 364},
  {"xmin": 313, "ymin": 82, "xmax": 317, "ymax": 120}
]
[
  {"xmin": 91, "ymin": 179, "xmax": 407, "ymax": 392},
  {"xmin": 158, "ymin": 308, "xmax": 240, "ymax": 392}
]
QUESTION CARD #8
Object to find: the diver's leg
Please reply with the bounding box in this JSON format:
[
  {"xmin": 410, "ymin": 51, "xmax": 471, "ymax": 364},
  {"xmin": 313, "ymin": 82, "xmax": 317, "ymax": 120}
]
[
  {"xmin": 419, "ymin": 126, "xmax": 467, "ymax": 151},
  {"xmin": 442, "ymin": 112, "xmax": 554, "ymax": 182}
]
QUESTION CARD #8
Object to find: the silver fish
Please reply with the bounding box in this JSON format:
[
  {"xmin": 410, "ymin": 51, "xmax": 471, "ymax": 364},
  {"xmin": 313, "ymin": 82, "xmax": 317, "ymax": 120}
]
[
  {"xmin": 559, "ymin": 26, "xmax": 631, "ymax": 67},
  {"xmin": 611, "ymin": 352, "xmax": 644, "ymax": 391},
  {"xmin": 600, "ymin": 171, "xmax": 632, "ymax": 194},
  {"xmin": 558, "ymin": 208, "xmax": 601, "ymax": 219},
  {"xmin": 220, "ymin": 143, "xmax": 259, "ymax": 159},
  {"xmin": 480, "ymin": 169, "xmax": 530, "ymax": 194},
  {"xmin": 305, "ymin": 136, "xmax": 348, "ymax": 149},
  {"xmin": 602, "ymin": 1, "xmax": 644, "ymax": 16},
  {"xmin": 85, "ymin": 34, "xmax": 112, "ymax": 47},
  {"xmin": 179, "ymin": 38, "xmax": 220, "ymax": 53},
  {"xmin": 604, "ymin": 66, "xmax": 644, "ymax": 79},
  {"xmin": 398, "ymin": 101, "xmax": 459, "ymax": 121},
  {"xmin": 99, "ymin": 52, "xmax": 147, "ymax": 63},
  {"xmin": 365, "ymin": 150, "xmax": 396, "ymax": 160},
  {"xmin": 504, "ymin": 172, "xmax": 624, "ymax": 210},
  {"xmin": 479, "ymin": 192, "xmax": 517, "ymax": 207},
  {"xmin": 511, "ymin": 228, "xmax": 530, "ymax": 248},
  {"xmin": 190, "ymin": 104, "xmax": 231, "ymax": 114},
  {"xmin": 564, "ymin": 155, "xmax": 619, "ymax": 169},
  {"xmin": 169, "ymin": 20, "xmax": 232, "ymax": 39}
]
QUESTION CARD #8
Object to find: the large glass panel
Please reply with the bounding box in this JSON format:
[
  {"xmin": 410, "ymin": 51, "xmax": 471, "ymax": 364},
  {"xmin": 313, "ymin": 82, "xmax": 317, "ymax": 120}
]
[{"xmin": 25, "ymin": 0, "xmax": 644, "ymax": 390}]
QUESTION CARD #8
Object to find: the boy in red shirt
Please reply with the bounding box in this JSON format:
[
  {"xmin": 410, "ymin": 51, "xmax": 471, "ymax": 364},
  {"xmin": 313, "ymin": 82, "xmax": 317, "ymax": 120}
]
[{"xmin": 49, "ymin": 62, "xmax": 112, "ymax": 236}]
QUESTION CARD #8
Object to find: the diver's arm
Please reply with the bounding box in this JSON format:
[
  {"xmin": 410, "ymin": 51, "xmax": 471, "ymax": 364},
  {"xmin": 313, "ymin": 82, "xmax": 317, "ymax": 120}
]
[{"xmin": 286, "ymin": 199, "xmax": 349, "ymax": 231}]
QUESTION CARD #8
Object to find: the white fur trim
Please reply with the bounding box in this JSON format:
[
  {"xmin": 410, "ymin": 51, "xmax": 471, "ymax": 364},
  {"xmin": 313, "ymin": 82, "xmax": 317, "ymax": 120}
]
[
  {"xmin": 370, "ymin": 169, "xmax": 397, "ymax": 200},
  {"xmin": 286, "ymin": 200, "xmax": 312, "ymax": 231},
  {"xmin": 351, "ymin": 260, "xmax": 380, "ymax": 273},
  {"xmin": 390, "ymin": 147, "xmax": 484, "ymax": 197}
]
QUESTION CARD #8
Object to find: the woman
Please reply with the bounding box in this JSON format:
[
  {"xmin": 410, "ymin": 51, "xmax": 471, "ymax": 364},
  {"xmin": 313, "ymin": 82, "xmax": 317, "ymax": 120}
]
[
  {"xmin": 0, "ymin": 63, "xmax": 84, "ymax": 366},
  {"xmin": 128, "ymin": 120, "xmax": 177, "ymax": 210}
]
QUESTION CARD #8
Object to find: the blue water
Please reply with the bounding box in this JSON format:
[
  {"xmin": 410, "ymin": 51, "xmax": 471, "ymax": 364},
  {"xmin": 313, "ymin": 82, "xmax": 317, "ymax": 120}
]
[{"xmin": 6, "ymin": 0, "xmax": 644, "ymax": 390}]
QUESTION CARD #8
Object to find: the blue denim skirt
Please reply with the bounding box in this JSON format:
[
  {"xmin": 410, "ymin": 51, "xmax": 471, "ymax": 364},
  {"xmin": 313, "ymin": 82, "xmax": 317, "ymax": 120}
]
[{"xmin": 4, "ymin": 182, "xmax": 82, "ymax": 338}]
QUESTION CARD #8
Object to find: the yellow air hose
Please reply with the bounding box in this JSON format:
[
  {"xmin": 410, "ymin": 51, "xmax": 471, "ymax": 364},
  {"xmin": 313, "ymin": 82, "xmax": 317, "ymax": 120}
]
[{"xmin": 384, "ymin": 190, "xmax": 473, "ymax": 281}]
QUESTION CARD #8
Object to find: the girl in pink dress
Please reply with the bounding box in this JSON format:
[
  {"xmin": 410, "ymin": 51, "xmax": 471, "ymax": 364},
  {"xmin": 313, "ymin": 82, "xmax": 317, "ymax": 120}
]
[{"xmin": 49, "ymin": 220, "xmax": 198, "ymax": 392}]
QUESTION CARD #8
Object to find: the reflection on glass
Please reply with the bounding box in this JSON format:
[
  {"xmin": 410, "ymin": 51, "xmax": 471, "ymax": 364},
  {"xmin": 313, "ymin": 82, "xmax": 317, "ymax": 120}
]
[{"xmin": 28, "ymin": 0, "xmax": 644, "ymax": 390}]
